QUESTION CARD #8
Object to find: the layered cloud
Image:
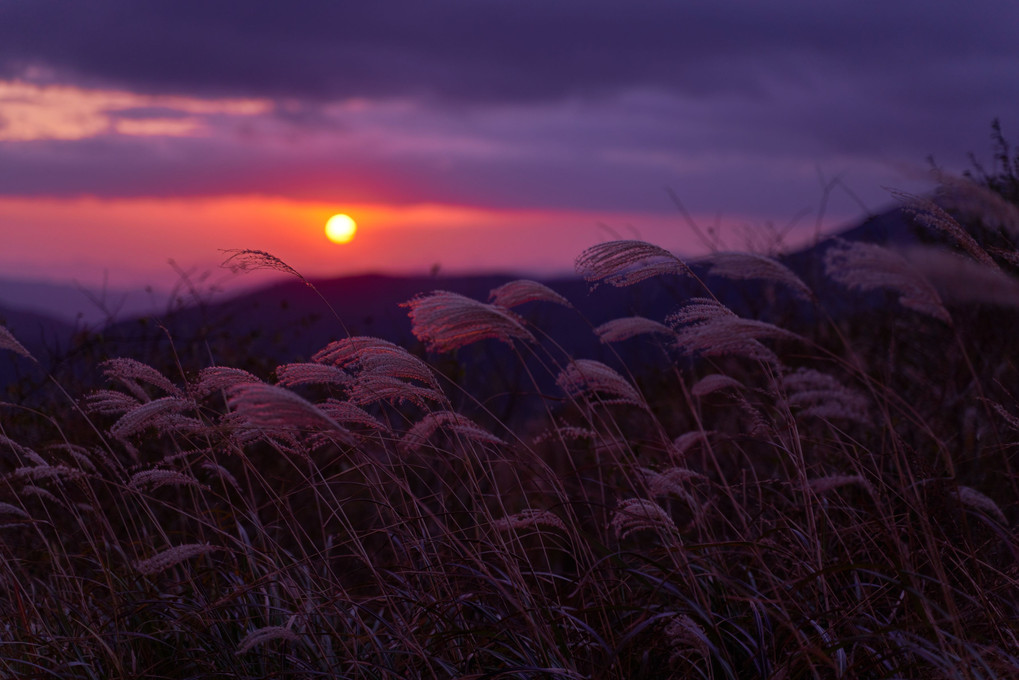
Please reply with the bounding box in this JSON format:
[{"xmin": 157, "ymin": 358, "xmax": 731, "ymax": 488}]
[
  {"xmin": 0, "ymin": 1, "xmax": 1017, "ymax": 287},
  {"xmin": 2, "ymin": 1, "xmax": 1015, "ymax": 106},
  {"xmin": 1, "ymin": 1, "xmax": 1016, "ymax": 211}
]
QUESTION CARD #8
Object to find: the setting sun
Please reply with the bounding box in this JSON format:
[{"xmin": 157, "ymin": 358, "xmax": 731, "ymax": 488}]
[{"xmin": 325, "ymin": 213, "xmax": 357, "ymax": 243}]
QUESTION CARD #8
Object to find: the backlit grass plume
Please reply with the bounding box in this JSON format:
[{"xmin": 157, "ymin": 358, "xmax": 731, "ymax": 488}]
[
  {"xmin": 575, "ymin": 239, "xmax": 691, "ymax": 287},
  {"xmin": 402, "ymin": 290, "xmax": 536, "ymax": 352},
  {"xmin": 824, "ymin": 239, "xmax": 952, "ymax": 323},
  {"xmin": 0, "ymin": 324, "xmax": 33, "ymax": 360}
]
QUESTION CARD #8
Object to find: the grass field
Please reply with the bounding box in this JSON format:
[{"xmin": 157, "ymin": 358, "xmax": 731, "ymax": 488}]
[{"xmin": 0, "ymin": 174, "xmax": 1017, "ymax": 678}]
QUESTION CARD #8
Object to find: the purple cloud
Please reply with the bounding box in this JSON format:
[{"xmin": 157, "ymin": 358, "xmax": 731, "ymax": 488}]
[{"xmin": 0, "ymin": 0, "xmax": 1015, "ymax": 222}]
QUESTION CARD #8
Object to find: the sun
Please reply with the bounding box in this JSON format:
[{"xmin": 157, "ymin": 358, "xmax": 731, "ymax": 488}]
[{"xmin": 325, "ymin": 214, "xmax": 357, "ymax": 244}]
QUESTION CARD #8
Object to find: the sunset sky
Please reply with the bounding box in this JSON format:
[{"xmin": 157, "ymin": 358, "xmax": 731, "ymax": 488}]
[{"xmin": 1, "ymin": 1, "xmax": 1017, "ymax": 293}]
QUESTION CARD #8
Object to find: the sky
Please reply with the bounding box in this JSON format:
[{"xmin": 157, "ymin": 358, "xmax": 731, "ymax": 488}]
[{"xmin": 1, "ymin": 0, "xmax": 1017, "ymax": 294}]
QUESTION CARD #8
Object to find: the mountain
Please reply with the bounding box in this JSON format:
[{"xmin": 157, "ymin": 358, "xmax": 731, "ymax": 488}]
[
  {"xmin": 0, "ymin": 303, "xmax": 75, "ymax": 390},
  {"xmin": 1, "ymin": 206, "xmax": 935, "ymax": 410},
  {"xmin": 0, "ymin": 276, "xmax": 171, "ymax": 326}
]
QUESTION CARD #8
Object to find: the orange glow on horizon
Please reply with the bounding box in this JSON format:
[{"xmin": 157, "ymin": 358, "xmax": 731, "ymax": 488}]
[{"xmin": 0, "ymin": 194, "xmax": 736, "ymax": 289}]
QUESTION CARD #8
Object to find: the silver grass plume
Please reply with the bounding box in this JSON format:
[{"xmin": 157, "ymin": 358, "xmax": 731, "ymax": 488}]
[
  {"xmin": 700, "ymin": 251, "xmax": 814, "ymax": 301},
  {"xmin": 318, "ymin": 399, "xmax": 391, "ymax": 432},
  {"xmin": 690, "ymin": 373, "xmax": 744, "ymax": 398},
  {"xmin": 823, "ymin": 240, "xmax": 951, "ymax": 323},
  {"xmin": 12, "ymin": 464, "xmax": 86, "ymax": 483},
  {"xmin": 890, "ymin": 189, "xmax": 997, "ymax": 268},
  {"xmin": 492, "ymin": 508, "xmax": 568, "ymax": 533},
  {"xmin": 665, "ymin": 614, "xmax": 712, "ymax": 661},
  {"xmin": 313, "ymin": 336, "xmax": 438, "ymax": 389},
  {"xmin": 489, "ymin": 279, "xmax": 574, "ymax": 309},
  {"xmin": 310, "ymin": 336, "xmax": 444, "ymax": 406},
  {"xmin": 988, "ymin": 401, "xmax": 1019, "ymax": 431},
  {"xmin": 221, "ymin": 249, "xmax": 309, "ymax": 285},
  {"xmin": 201, "ymin": 462, "xmax": 242, "ymax": 493},
  {"xmin": 403, "ymin": 291, "xmax": 535, "ymax": 352},
  {"xmin": 102, "ymin": 358, "xmax": 183, "ymax": 399},
  {"xmin": 0, "ymin": 325, "xmax": 33, "ymax": 360},
  {"xmin": 134, "ymin": 543, "xmax": 219, "ymax": 575},
  {"xmin": 575, "ymin": 239, "xmax": 690, "ymax": 288},
  {"xmin": 899, "ymin": 246, "xmax": 1019, "ymax": 308},
  {"xmin": 955, "ymin": 486, "xmax": 1007, "ymax": 524},
  {"xmin": 227, "ymin": 383, "xmax": 354, "ymax": 442},
  {"xmin": 49, "ymin": 444, "xmax": 98, "ymax": 473},
  {"xmin": 235, "ymin": 626, "xmax": 300, "ymax": 654},
  {"xmin": 194, "ymin": 367, "xmax": 262, "ymax": 397},
  {"xmin": 641, "ymin": 467, "xmax": 702, "ymax": 507},
  {"xmin": 986, "ymin": 247, "xmax": 1019, "ymax": 269},
  {"xmin": 128, "ymin": 468, "xmax": 209, "ymax": 492},
  {"xmin": 592, "ymin": 434, "xmax": 629, "ymax": 458},
  {"xmin": 667, "ymin": 297, "xmax": 799, "ymax": 363},
  {"xmin": 349, "ymin": 374, "xmax": 445, "ymax": 408},
  {"xmin": 780, "ymin": 368, "xmax": 870, "ymax": 424},
  {"xmin": 312, "ymin": 336, "xmax": 406, "ymax": 367},
  {"xmin": 275, "ymin": 362, "xmax": 352, "ymax": 388},
  {"xmin": 110, "ymin": 396, "xmax": 195, "ymax": 438},
  {"xmin": 20, "ymin": 485, "xmax": 60, "ymax": 503},
  {"xmin": 611, "ymin": 498, "xmax": 677, "ymax": 539},
  {"xmin": 0, "ymin": 502, "xmax": 29, "ymax": 519},
  {"xmin": 595, "ymin": 316, "xmax": 675, "ymax": 343},
  {"xmin": 669, "ymin": 431, "xmax": 714, "ymax": 462},
  {"xmin": 532, "ymin": 425, "xmax": 597, "ymax": 445},
  {"xmin": 556, "ymin": 359, "xmax": 645, "ymax": 407},
  {"xmin": 0, "ymin": 434, "xmax": 47, "ymax": 466},
  {"xmin": 399, "ymin": 410, "xmax": 505, "ymax": 454},
  {"xmin": 84, "ymin": 389, "xmax": 141, "ymax": 416},
  {"xmin": 933, "ymin": 172, "xmax": 1019, "ymax": 239}
]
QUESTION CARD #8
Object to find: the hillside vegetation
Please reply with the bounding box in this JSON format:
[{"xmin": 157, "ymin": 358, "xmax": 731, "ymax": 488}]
[{"xmin": 0, "ymin": 171, "xmax": 1017, "ymax": 678}]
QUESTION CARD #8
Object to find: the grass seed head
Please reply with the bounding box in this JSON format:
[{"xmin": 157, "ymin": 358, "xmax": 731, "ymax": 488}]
[
  {"xmin": 556, "ymin": 359, "xmax": 645, "ymax": 407},
  {"xmin": 492, "ymin": 508, "xmax": 567, "ymax": 533},
  {"xmin": 134, "ymin": 543, "xmax": 219, "ymax": 576},
  {"xmin": 595, "ymin": 316, "xmax": 675, "ymax": 343},
  {"xmin": 402, "ymin": 290, "xmax": 536, "ymax": 352},
  {"xmin": 611, "ymin": 498, "xmax": 678, "ymax": 539},
  {"xmin": 0, "ymin": 324, "xmax": 34, "ymax": 360},
  {"xmin": 824, "ymin": 240, "xmax": 951, "ymax": 323},
  {"xmin": 575, "ymin": 239, "xmax": 690, "ymax": 288},
  {"xmin": 489, "ymin": 279, "xmax": 574, "ymax": 309},
  {"xmin": 701, "ymin": 251, "xmax": 814, "ymax": 301},
  {"xmin": 235, "ymin": 625, "xmax": 300, "ymax": 655}
]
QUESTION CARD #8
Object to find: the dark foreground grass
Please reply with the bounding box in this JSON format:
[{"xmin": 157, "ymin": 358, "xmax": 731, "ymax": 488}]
[{"xmin": 0, "ymin": 178, "xmax": 1017, "ymax": 679}]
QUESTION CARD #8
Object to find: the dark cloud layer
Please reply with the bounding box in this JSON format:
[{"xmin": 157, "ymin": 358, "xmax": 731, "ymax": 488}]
[
  {"xmin": 2, "ymin": 1, "xmax": 1016, "ymax": 105},
  {"xmin": 1, "ymin": 0, "xmax": 1017, "ymax": 220}
]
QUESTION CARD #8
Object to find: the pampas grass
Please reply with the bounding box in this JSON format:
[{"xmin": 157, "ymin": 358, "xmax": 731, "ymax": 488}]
[
  {"xmin": 575, "ymin": 239, "xmax": 691, "ymax": 287},
  {"xmin": 701, "ymin": 250, "xmax": 815, "ymax": 301},
  {"xmin": 489, "ymin": 278, "xmax": 575, "ymax": 309},
  {"xmin": 0, "ymin": 174, "xmax": 1017, "ymax": 678},
  {"xmin": 610, "ymin": 497, "xmax": 678, "ymax": 539},
  {"xmin": 402, "ymin": 290, "xmax": 536, "ymax": 352},
  {"xmin": 0, "ymin": 324, "xmax": 34, "ymax": 360},
  {"xmin": 134, "ymin": 542, "xmax": 220, "ymax": 575},
  {"xmin": 556, "ymin": 358, "xmax": 646, "ymax": 407},
  {"xmin": 594, "ymin": 316, "xmax": 676, "ymax": 343},
  {"xmin": 824, "ymin": 239, "xmax": 952, "ymax": 323}
]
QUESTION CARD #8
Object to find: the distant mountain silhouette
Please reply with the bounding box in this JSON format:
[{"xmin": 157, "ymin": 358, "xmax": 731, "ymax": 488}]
[
  {"xmin": 0, "ymin": 276, "xmax": 171, "ymax": 326},
  {"xmin": 1, "ymin": 205, "xmax": 935, "ymax": 410},
  {"xmin": 0, "ymin": 304, "xmax": 74, "ymax": 390}
]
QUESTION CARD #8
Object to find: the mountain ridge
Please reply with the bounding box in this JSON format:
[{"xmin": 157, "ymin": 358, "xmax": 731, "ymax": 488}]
[{"xmin": 0, "ymin": 206, "xmax": 927, "ymax": 396}]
